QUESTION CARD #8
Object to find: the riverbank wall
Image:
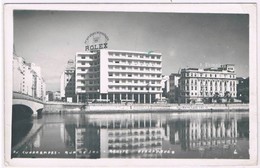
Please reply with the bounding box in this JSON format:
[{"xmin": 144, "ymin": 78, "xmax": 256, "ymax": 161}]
[{"xmin": 43, "ymin": 102, "xmax": 249, "ymax": 114}]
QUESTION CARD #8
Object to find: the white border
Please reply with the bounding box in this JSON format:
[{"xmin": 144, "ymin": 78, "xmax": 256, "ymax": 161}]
[{"xmin": 3, "ymin": 3, "xmax": 258, "ymax": 168}]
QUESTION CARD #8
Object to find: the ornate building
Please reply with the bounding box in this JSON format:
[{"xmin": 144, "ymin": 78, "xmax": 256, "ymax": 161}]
[{"xmin": 179, "ymin": 64, "xmax": 237, "ymax": 103}]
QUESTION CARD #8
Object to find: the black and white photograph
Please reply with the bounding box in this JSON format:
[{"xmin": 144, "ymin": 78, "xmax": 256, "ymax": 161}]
[{"xmin": 3, "ymin": 2, "xmax": 258, "ymax": 167}]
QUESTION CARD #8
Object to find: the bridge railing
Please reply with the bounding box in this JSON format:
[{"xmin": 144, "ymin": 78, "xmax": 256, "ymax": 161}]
[{"xmin": 13, "ymin": 92, "xmax": 45, "ymax": 104}]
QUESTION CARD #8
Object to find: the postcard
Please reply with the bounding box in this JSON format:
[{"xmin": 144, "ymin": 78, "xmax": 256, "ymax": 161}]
[{"xmin": 3, "ymin": 2, "xmax": 258, "ymax": 167}]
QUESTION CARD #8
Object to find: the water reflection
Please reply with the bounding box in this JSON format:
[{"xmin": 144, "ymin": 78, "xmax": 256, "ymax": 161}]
[{"xmin": 12, "ymin": 112, "xmax": 249, "ymax": 159}]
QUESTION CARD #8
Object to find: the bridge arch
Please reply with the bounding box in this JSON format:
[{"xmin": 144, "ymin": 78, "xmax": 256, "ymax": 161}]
[
  {"xmin": 13, "ymin": 92, "xmax": 44, "ymax": 116},
  {"xmin": 12, "ymin": 104, "xmax": 33, "ymax": 120}
]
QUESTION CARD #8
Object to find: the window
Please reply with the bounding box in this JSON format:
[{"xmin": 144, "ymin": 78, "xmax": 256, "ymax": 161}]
[
  {"xmin": 115, "ymin": 80, "xmax": 119, "ymax": 83},
  {"xmin": 81, "ymin": 62, "xmax": 85, "ymax": 65},
  {"xmin": 109, "ymin": 73, "xmax": 113, "ymax": 77},
  {"xmin": 115, "ymin": 60, "xmax": 120, "ymax": 63},
  {"xmin": 134, "ymin": 87, "xmax": 138, "ymax": 90},
  {"xmin": 81, "ymin": 68, "xmax": 85, "ymax": 71},
  {"xmin": 128, "ymin": 74, "xmax": 132, "ymax": 77},
  {"xmin": 81, "ymin": 56, "xmax": 85, "ymax": 59}
]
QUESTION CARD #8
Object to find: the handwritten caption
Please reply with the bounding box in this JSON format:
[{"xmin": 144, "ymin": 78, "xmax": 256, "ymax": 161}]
[{"xmin": 12, "ymin": 149, "xmax": 175, "ymax": 155}]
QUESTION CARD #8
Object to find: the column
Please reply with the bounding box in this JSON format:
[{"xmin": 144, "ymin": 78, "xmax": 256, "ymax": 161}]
[
  {"xmin": 138, "ymin": 94, "xmax": 140, "ymax": 103},
  {"xmin": 77, "ymin": 94, "xmax": 79, "ymax": 103},
  {"xmin": 106, "ymin": 94, "xmax": 108, "ymax": 101},
  {"xmin": 149, "ymin": 94, "xmax": 151, "ymax": 104},
  {"xmin": 113, "ymin": 94, "xmax": 115, "ymax": 103},
  {"xmin": 113, "ymin": 119, "xmax": 115, "ymax": 128},
  {"xmin": 144, "ymin": 115, "xmax": 146, "ymax": 127},
  {"xmin": 138, "ymin": 116, "xmax": 140, "ymax": 128},
  {"xmin": 119, "ymin": 94, "xmax": 122, "ymax": 101},
  {"xmin": 144, "ymin": 94, "xmax": 146, "ymax": 104},
  {"xmin": 126, "ymin": 93, "xmax": 128, "ymax": 101}
]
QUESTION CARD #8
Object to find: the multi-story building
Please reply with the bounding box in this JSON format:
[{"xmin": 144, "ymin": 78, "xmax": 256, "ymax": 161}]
[
  {"xmin": 75, "ymin": 49, "xmax": 163, "ymax": 103},
  {"xmin": 13, "ymin": 54, "xmax": 46, "ymax": 101},
  {"xmin": 161, "ymin": 75, "xmax": 169, "ymax": 98},
  {"xmin": 168, "ymin": 73, "xmax": 181, "ymax": 103},
  {"xmin": 45, "ymin": 91, "xmax": 54, "ymax": 101},
  {"xmin": 179, "ymin": 64, "xmax": 237, "ymax": 103},
  {"xmin": 60, "ymin": 60, "xmax": 76, "ymax": 102}
]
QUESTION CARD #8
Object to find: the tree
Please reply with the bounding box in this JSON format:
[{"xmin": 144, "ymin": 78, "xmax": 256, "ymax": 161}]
[
  {"xmin": 224, "ymin": 91, "xmax": 231, "ymax": 103},
  {"xmin": 213, "ymin": 92, "xmax": 221, "ymax": 103}
]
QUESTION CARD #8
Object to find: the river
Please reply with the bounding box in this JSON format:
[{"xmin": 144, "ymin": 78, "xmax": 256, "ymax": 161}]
[{"xmin": 11, "ymin": 111, "xmax": 249, "ymax": 159}]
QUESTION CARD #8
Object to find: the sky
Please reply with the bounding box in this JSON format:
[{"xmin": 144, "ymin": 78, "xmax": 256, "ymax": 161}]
[{"xmin": 14, "ymin": 10, "xmax": 249, "ymax": 91}]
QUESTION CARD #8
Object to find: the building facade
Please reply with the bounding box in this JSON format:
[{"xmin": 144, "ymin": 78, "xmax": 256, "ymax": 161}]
[
  {"xmin": 13, "ymin": 54, "xmax": 46, "ymax": 101},
  {"xmin": 60, "ymin": 60, "xmax": 76, "ymax": 102},
  {"xmin": 161, "ymin": 75, "xmax": 169, "ymax": 99},
  {"xmin": 179, "ymin": 64, "xmax": 237, "ymax": 103},
  {"xmin": 75, "ymin": 49, "xmax": 163, "ymax": 103},
  {"xmin": 168, "ymin": 73, "xmax": 181, "ymax": 103}
]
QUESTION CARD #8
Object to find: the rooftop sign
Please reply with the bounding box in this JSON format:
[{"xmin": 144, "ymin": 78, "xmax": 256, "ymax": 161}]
[{"xmin": 84, "ymin": 31, "xmax": 109, "ymax": 52}]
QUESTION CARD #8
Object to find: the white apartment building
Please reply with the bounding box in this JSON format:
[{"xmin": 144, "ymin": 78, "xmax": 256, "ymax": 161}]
[
  {"xmin": 60, "ymin": 60, "xmax": 76, "ymax": 102},
  {"xmin": 179, "ymin": 64, "xmax": 237, "ymax": 103},
  {"xmin": 75, "ymin": 49, "xmax": 163, "ymax": 103},
  {"xmin": 13, "ymin": 54, "xmax": 46, "ymax": 101}
]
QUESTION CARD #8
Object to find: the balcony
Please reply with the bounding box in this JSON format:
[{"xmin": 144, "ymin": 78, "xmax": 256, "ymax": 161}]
[{"xmin": 108, "ymin": 69, "xmax": 162, "ymax": 74}]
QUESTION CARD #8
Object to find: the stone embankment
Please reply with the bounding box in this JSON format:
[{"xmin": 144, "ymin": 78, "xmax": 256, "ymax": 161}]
[{"xmin": 43, "ymin": 102, "xmax": 249, "ymax": 114}]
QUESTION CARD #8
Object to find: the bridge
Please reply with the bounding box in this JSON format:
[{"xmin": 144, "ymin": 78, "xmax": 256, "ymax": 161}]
[{"xmin": 13, "ymin": 92, "xmax": 45, "ymax": 118}]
